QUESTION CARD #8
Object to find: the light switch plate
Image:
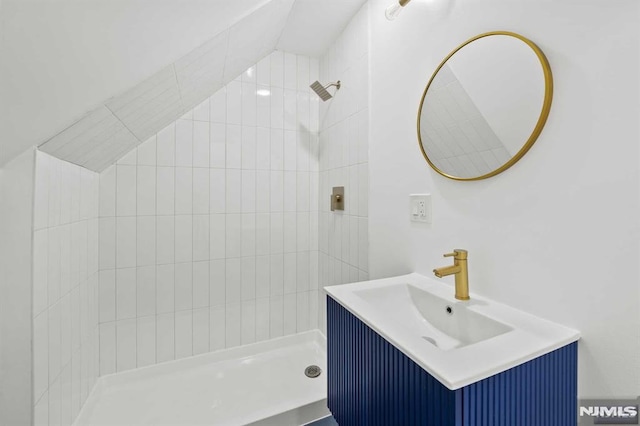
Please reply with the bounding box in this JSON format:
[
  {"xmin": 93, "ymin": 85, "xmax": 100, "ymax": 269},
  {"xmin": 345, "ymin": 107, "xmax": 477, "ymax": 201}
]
[{"xmin": 409, "ymin": 194, "xmax": 431, "ymax": 223}]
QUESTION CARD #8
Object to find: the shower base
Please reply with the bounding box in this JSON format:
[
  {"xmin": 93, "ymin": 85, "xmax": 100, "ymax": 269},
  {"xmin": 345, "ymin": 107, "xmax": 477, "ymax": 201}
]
[{"xmin": 74, "ymin": 330, "xmax": 328, "ymax": 426}]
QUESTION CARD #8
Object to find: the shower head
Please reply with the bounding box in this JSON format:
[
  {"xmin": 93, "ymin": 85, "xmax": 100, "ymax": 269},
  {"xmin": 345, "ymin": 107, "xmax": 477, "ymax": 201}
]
[{"xmin": 310, "ymin": 80, "xmax": 341, "ymax": 101}]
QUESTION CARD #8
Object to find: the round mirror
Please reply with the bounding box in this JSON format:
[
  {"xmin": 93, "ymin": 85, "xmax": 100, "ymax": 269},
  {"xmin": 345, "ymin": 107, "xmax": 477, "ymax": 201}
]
[{"xmin": 417, "ymin": 31, "xmax": 553, "ymax": 181}]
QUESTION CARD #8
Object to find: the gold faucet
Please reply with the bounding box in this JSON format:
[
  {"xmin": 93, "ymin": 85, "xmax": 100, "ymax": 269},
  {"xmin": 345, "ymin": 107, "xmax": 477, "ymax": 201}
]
[{"xmin": 433, "ymin": 249, "xmax": 469, "ymax": 300}]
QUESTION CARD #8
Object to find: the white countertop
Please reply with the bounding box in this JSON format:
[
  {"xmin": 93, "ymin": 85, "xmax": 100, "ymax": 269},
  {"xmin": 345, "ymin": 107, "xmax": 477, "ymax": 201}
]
[{"xmin": 325, "ymin": 273, "xmax": 580, "ymax": 390}]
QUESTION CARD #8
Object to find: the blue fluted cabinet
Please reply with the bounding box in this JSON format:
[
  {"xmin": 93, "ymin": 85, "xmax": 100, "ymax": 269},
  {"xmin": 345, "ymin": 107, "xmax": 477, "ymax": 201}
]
[{"xmin": 327, "ymin": 297, "xmax": 578, "ymax": 426}]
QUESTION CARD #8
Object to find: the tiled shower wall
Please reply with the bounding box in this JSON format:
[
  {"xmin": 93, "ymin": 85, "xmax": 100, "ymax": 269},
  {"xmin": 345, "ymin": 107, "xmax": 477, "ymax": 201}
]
[
  {"xmin": 98, "ymin": 51, "xmax": 322, "ymax": 373},
  {"xmin": 32, "ymin": 151, "xmax": 101, "ymax": 425},
  {"xmin": 318, "ymin": 4, "xmax": 370, "ymax": 332}
]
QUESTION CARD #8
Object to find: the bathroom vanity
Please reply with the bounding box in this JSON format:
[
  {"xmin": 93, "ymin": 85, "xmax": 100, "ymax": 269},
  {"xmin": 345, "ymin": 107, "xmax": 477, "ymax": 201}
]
[{"xmin": 325, "ymin": 274, "xmax": 579, "ymax": 426}]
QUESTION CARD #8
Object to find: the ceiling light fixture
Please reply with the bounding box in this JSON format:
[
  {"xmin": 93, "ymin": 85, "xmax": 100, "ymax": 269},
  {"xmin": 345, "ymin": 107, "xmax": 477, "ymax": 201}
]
[{"xmin": 385, "ymin": 0, "xmax": 412, "ymax": 20}]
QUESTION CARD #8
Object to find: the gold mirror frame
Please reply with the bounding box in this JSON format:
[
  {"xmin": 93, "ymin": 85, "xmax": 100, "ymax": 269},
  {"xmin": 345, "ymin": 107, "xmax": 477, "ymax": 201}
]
[{"xmin": 417, "ymin": 31, "xmax": 553, "ymax": 181}]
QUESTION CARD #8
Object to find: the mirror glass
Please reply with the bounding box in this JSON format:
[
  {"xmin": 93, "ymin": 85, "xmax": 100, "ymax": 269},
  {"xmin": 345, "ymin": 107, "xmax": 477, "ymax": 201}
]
[{"xmin": 418, "ymin": 32, "xmax": 552, "ymax": 180}]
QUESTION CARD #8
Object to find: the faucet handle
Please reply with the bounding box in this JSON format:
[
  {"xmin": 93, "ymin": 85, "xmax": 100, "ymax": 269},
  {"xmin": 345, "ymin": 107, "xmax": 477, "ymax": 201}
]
[{"xmin": 443, "ymin": 249, "xmax": 468, "ymax": 259}]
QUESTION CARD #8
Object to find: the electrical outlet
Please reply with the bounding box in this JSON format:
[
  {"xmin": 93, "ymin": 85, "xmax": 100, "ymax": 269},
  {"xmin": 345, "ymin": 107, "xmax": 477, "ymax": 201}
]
[{"xmin": 410, "ymin": 194, "xmax": 431, "ymax": 223}]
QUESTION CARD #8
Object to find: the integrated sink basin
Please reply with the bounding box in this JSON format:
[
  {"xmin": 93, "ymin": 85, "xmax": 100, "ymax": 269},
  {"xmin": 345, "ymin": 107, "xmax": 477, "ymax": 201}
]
[
  {"xmin": 325, "ymin": 273, "xmax": 580, "ymax": 389},
  {"xmin": 354, "ymin": 284, "xmax": 512, "ymax": 351}
]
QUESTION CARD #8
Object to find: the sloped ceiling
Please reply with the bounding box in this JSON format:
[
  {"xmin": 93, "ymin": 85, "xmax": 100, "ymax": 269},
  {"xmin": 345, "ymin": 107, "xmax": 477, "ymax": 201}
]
[{"xmin": 0, "ymin": 0, "xmax": 366, "ymax": 170}]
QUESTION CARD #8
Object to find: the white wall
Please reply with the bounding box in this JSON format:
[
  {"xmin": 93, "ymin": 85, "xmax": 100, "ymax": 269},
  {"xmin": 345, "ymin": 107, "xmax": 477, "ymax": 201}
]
[
  {"xmin": 0, "ymin": 0, "xmax": 268, "ymax": 167},
  {"xmin": 32, "ymin": 152, "xmax": 101, "ymax": 426},
  {"xmin": 318, "ymin": 3, "xmax": 370, "ymax": 332},
  {"xmin": 0, "ymin": 148, "xmax": 34, "ymax": 426},
  {"xmin": 369, "ymin": 0, "xmax": 639, "ymax": 398},
  {"xmin": 98, "ymin": 51, "xmax": 321, "ymax": 373}
]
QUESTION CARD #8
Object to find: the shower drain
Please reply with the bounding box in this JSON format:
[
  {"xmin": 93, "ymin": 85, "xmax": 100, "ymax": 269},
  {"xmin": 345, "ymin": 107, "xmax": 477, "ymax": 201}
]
[{"xmin": 305, "ymin": 365, "xmax": 322, "ymax": 378}]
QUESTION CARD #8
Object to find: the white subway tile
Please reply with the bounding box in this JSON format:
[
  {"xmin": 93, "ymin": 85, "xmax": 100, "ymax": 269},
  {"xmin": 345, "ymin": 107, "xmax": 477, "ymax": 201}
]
[
  {"xmin": 193, "ymin": 261, "xmax": 210, "ymax": 309},
  {"xmin": 175, "ymin": 167, "xmax": 193, "ymax": 215},
  {"xmin": 255, "ymin": 298, "xmax": 270, "ymax": 342},
  {"xmin": 193, "ymin": 308, "xmax": 210, "ymax": 355},
  {"xmin": 210, "ymin": 305, "xmax": 226, "ymax": 351},
  {"xmin": 209, "ymin": 259, "xmax": 226, "ymax": 306},
  {"xmin": 241, "ymin": 213, "xmax": 256, "ymax": 257},
  {"xmin": 137, "ymin": 216, "xmax": 156, "ymax": 267},
  {"xmin": 136, "ymin": 266, "xmax": 156, "ymax": 318},
  {"xmin": 174, "ymin": 262, "xmax": 193, "ymax": 311},
  {"xmin": 156, "ymin": 216, "xmax": 175, "ymax": 265},
  {"xmin": 99, "ymin": 270, "xmax": 116, "ymax": 323},
  {"xmin": 99, "ymin": 217, "xmax": 116, "ymax": 270},
  {"xmin": 116, "ymin": 268, "xmax": 136, "ymax": 320},
  {"xmin": 242, "ymin": 82, "xmax": 257, "ymax": 127},
  {"xmin": 241, "ymin": 257, "xmax": 256, "ymax": 301},
  {"xmin": 193, "ymin": 121, "xmax": 210, "ymax": 168},
  {"xmin": 210, "ymin": 123, "xmax": 226, "ymax": 168},
  {"xmin": 226, "ymin": 169, "xmax": 242, "ymax": 213},
  {"xmin": 270, "ymin": 87, "xmax": 284, "ymax": 129},
  {"xmin": 241, "ymin": 170, "xmax": 256, "ymax": 213},
  {"xmin": 226, "ymin": 124, "xmax": 242, "ymax": 169},
  {"xmin": 296, "ymin": 251, "xmax": 310, "ymax": 293},
  {"xmin": 225, "ymin": 302, "xmax": 241, "ymax": 348},
  {"xmin": 175, "ymin": 215, "xmax": 193, "ymax": 263},
  {"xmin": 209, "ymin": 169, "xmax": 226, "ymax": 214},
  {"xmin": 297, "ymin": 128, "xmax": 310, "ymax": 171},
  {"xmin": 226, "ymin": 81, "xmax": 242, "ymax": 125},
  {"xmin": 116, "ymin": 165, "xmax": 136, "ymax": 216},
  {"xmin": 193, "ymin": 215, "xmax": 210, "ymax": 262},
  {"xmin": 296, "ymin": 291, "xmax": 310, "ymax": 332},
  {"xmin": 175, "ymin": 119, "xmax": 193, "ymax": 167},
  {"xmin": 34, "ymin": 312, "xmax": 49, "ymax": 401},
  {"xmin": 175, "ymin": 310, "xmax": 193, "ymax": 359},
  {"xmin": 255, "ymin": 170, "xmax": 270, "ymax": 214},
  {"xmin": 269, "ymin": 295, "xmax": 284, "ymax": 338},
  {"xmin": 156, "ymin": 167, "xmax": 175, "ymax": 215},
  {"xmin": 99, "ymin": 322, "xmax": 116, "ymax": 375},
  {"xmin": 241, "ymin": 126, "xmax": 257, "ymax": 170},
  {"xmin": 358, "ymin": 163, "xmax": 368, "ymax": 217},
  {"xmin": 283, "ymin": 293, "xmax": 297, "ymax": 335},
  {"xmin": 241, "ymin": 300, "xmax": 256, "ymax": 345},
  {"xmin": 358, "ymin": 217, "xmax": 368, "ymax": 272},
  {"xmin": 256, "ymin": 86, "xmax": 271, "ymax": 129},
  {"xmin": 137, "ymin": 316, "xmax": 156, "ymax": 368},
  {"xmin": 33, "ymin": 229, "xmax": 49, "ymax": 317},
  {"xmin": 269, "ymin": 254, "xmax": 284, "ymax": 297},
  {"xmin": 156, "ymin": 313, "xmax": 175, "ymax": 363},
  {"xmin": 193, "ymin": 168, "xmax": 210, "ymax": 215},
  {"xmin": 283, "ymin": 253, "xmax": 296, "ymax": 294},
  {"xmin": 116, "ymin": 319, "xmax": 136, "ymax": 372},
  {"xmin": 59, "ymin": 225, "xmax": 71, "ymax": 296},
  {"xmin": 210, "ymin": 214, "xmax": 226, "ymax": 259},
  {"xmin": 116, "ymin": 217, "xmax": 136, "ymax": 268},
  {"xmin": 270, "ymin": 212, "xmax": 284, "ymax": 254},
  {"xmin": 99, "ymin": 165, "xmax": 116, "ymax": 217},
  {"xmin": 156, "ymin": 264, "xmax": 175, "ymax": 314},
  {"xmin": 136, "ymin": 166, "xmax": 156, "ymax": 216},
  {"xmin": 283, "ymin": 212, "xmax": 296, "ymax": 253},
  {"xmin": 269, "ymin": 171, "xmax": 283, "ymax": 212},
  {"xmin": 225, "ymin": 258, "xmax": 241, "ymax": 303},
  {"xmin": 225, "ymin": 214, "xmax": 241, "ymax": 259},
  {"xmin": 283, "ymin": 130, "xmax": 297, "ymax": 171}
]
